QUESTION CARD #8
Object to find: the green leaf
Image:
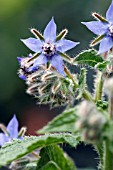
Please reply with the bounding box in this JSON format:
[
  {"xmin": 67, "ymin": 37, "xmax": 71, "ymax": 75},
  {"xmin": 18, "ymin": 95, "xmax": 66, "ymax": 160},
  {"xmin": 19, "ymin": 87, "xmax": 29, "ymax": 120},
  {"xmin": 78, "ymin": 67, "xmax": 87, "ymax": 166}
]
[
  {"xmin": 95, "ymin": 61, "xmax": 108, "ymax": 71},
  {"xmin": 39, "ymin": 161, "xmax": 61, "ymax": 170},
  {"xmin": 77, "ymin": 68, "xmax": 87, "ymax": 99},
  {"xmin": 38, "ymin": 107, "xmax": 78, "ymax": 134},
  {"xmin": 0, "ymin": 133, "xmax": 79, "ymax": 166},
  {"xmin": 73, "ymin": 49, "xmax": 103, "ymax": 68},
  {"xmin": 37, "ymin": 145, "xmax": 76, "ymax": 170}
]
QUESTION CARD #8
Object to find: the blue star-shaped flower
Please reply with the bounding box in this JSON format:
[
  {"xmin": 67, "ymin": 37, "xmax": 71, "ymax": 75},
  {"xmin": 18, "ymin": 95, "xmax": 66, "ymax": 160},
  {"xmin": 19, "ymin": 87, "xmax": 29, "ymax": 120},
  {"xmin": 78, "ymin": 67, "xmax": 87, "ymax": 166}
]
[
  {"xmin": 21, "ymin": 17, "xmax": 79, "ymax": 76},
  {"xmin": 82, "ymin": 0, "xmax": 113, "ymax": 54},
  {"xmin": 0, "ymin": 115, "xmax": 21, "ymax": 146}
]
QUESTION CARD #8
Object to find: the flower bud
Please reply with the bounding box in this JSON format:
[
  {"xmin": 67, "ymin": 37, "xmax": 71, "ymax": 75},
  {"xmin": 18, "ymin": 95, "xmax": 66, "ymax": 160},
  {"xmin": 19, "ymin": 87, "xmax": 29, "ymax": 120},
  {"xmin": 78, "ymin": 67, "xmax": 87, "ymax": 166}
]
[
  {"xmin": 88, "ymin": 114, "xmax": 106, "ymax": 128},
  {"xmin": 104, "ymin": 77, "xmax": 113, "ymax": 95},
  {"xmin": 78, "ymin": 101, "xmax": 96, "ymax": 117},
  {"xmin": 76, "ymin": 101, "xmax": 106, "ymax": 143},
  {"xmin": 23, "ymin": 65, "xmax": 75, "ymax": 107}
]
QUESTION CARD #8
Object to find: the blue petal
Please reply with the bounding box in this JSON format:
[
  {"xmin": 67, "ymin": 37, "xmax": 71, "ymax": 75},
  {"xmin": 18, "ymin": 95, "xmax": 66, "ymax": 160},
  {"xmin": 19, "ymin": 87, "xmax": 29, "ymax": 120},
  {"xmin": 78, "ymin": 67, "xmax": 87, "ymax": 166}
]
[
  {"xmin": 56, "ymin": 39, "xmax": 79, "ymax": 53},
  {"xmin": 44, "ymin": 17, "xmax": 56, "ymax": 42},
  {"xmin": 82, "ymin": 21, "xmax": 108, "ymax": 35},
  {"xmin": 50, "ymin": 55, "xmax": 65, "ymax": 76},
  {"xmin": 17, "ymin": 57, "xmax": 23, "ymax": 65},
  {"xmin": 98, "ymin": 36, "xmax": 113, "ymax": 54},
  {"xmin": 19, "ymin": 75, "xmax": 26, "ymax": 81},
  {"xmin": 28, "ymin": 54, "xmax": 47, "ymax": 71},
  {"xmin": 7, "ymin": 115, "xmax": 19, "ymax": 139},
  {"xmin": 0, "ymin": 133, "xmax": 8, "ymax": 146},
  {"xmin": 106, "ymin": 0, "xmax": 113, "ymax": 22},
  {"xmin": 21, "ymin": 38, "xmax": 43, "ymax": 53}
]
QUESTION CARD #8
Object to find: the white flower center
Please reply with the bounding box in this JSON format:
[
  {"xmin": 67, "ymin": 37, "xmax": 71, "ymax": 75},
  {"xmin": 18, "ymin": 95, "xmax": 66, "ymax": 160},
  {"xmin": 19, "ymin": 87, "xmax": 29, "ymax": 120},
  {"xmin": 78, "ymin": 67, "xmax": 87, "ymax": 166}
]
[
  {"xmin": 109, "ymin": 25, "xmax": 113, "ymax": 33},
  {"xmin": 42, "ymin": 43, "xmax": 56, "ymax": 57},
  {"xmin": 109, "ymin": 25, "xmax": 113, "ymax": 36}
]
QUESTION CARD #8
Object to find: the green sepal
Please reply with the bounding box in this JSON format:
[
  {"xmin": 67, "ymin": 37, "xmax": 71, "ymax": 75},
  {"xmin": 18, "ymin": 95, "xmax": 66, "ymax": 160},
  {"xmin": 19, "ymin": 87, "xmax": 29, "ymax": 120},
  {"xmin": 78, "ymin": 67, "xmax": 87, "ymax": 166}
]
[
  {"xmin": 90, "ymin": 35, "xmax": 105, "ymax": 47},
  {"xmin": 0, "ymin": 133, "xmax": 79, "ymax": 166},
  {"xmin": 58, "ymin": 52, "xmax": 73, "ymax": 64},
  {"xmin": 92, "ymin": 12, "xmax": 108, "ymax": 23},
  {"xmin": 56, "ymin": 29, "xmax": 68, "ymax": 41},
  {"xmin": 38, "ymin": 107, "xmax": 78, "ymax": 134},
  {"xmin": 73, "ymin": 49, "xmax": 103, "ymax": 68},
  {"xmin": 31, "ymin": 28, "xmax": 44, "ymax": 40}
]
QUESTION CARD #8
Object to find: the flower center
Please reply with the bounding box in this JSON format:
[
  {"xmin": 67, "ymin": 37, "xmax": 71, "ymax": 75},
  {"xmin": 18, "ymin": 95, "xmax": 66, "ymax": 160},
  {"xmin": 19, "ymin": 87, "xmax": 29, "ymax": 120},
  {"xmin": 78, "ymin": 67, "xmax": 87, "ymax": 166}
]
[
  {"xmin": 42, "ymin": 43, "xmax": 56, "ymax": 57},
  {"xmin": 108, "ymin": 25, "xmax": 113, "ymax": 36}
]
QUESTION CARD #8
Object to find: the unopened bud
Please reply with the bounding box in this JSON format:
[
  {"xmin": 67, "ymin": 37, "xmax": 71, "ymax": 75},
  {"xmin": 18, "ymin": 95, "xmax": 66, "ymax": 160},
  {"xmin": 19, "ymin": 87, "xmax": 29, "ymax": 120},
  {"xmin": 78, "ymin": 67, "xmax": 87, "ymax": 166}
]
[
  {"xmin": 51, "ymin": 81, "xmax": 61, "ymax": 94},
  {"xmin": 26, "ymin": 83, "xmax": 39, "ymax": 95},
  {"xmin": 104, "ymin": 78, "xmax": 113, "ymax": 95},
  {"xmin": 41, "ymin": 71, "xmax": 56, "ymax": 81},
  {"xmin": 88, "ymin": 114, "xmax": 106, "ymax": 128},
  {"xmin": 78, "ymin": 101, "xmax": 96, "ymax": 117},
  {"xmin": 75, "ymin": 120, "xmax": 86, "ymax": 130}
]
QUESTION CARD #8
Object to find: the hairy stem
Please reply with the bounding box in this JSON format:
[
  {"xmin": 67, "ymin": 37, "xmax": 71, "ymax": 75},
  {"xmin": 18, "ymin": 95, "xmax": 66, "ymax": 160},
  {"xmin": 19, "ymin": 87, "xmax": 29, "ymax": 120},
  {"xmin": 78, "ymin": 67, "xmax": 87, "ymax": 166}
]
[
  {"xmin": 103, "ymin": 94, "xmax": 113, "ymax": 170},
  {"xmin": 108, "ymin": 95, "xmax": 113, "ymax": 120},
  {"xmin": 95, "ymin": 71, "xmax": 103, "ymax": 102},
  {"xmin": 64, "ymin": 66, "xmax": 94, "ymax": 102},
  {"xmin": 103, "ymin": 139, "xmax": 113, "ymax": 170}
]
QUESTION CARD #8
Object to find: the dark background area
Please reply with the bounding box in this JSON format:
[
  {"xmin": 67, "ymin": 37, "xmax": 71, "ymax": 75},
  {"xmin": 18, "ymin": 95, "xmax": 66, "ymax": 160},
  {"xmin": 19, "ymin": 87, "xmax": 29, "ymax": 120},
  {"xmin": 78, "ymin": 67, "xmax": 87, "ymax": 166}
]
[{"xmin": 0, "ymin": 0, "xmax": 111, "ymax": 169}]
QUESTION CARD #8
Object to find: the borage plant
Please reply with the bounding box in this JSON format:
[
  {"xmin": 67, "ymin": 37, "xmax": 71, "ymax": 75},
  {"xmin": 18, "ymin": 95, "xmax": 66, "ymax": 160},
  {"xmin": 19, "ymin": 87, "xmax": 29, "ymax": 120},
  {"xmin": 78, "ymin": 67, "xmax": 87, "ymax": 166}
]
[{"xmin": 0, "ymin": 1, "xmax": 113, "ymax": 170}]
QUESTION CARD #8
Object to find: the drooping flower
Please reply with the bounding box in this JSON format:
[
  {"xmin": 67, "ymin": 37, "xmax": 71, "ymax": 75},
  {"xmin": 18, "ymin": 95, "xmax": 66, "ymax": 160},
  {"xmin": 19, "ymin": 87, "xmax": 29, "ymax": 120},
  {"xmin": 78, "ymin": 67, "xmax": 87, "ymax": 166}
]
[
  {"xmin": 82, "ymin": 0, "xmax": 113, "ymax": 54},
  {"xmin": 0, "ymin": 115, "xmax": 26, "ymax": 146},
  {"xmin": 21, "ymin": 17, "xmax": 79, "ymax": 76},
  {"xmin": 17, "ymin": 54, "xmax": 38, "ymax": 80}
]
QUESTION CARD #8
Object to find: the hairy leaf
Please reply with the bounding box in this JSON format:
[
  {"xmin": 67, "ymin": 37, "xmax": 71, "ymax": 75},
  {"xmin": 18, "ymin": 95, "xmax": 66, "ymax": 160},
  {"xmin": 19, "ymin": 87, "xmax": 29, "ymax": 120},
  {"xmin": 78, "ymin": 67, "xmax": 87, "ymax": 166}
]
[
  {"xmin": 38, "ymin": 107, "xmax": 78, "ymax": 134},
  {"xmin": 0, "ymin": 133, "xmax": 79, "ymax": 166},
  {"xmin": 73, "ymin": 49, "xmax": 103, "ymax": 68},
  {"xmin": 95, "ymin": 61, "xmax": 107, "ymax": 71},
  {"xmin": 37, "ymin": 145, "xmax": 76, "ymax": 170}
]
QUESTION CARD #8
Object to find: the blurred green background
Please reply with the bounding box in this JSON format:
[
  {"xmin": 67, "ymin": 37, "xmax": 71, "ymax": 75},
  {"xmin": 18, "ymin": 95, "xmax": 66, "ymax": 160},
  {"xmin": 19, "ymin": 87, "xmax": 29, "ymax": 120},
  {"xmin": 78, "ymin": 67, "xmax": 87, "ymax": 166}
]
[{"xmin": 0, "ymin": 0, "xmax": 111, "ymax": 169}]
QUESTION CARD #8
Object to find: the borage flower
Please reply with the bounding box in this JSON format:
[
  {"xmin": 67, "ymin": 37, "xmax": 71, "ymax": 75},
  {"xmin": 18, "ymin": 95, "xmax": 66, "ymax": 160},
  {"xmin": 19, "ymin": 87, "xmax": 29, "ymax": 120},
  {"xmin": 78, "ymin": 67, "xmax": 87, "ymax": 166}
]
[
  {"xmin": 82, "ymin": 0, "xmax": 113, "ymax": 54},
  {"xmin": 0, "ymin": 115, "xmax": 26, "ymax": 146},
  {"xmin": 17, "ymin": 54, "xmax": 38, "ymax": 80},
  {"xmin": 21, "ymin": 17, "xmax": 79, "ymax": 76}
]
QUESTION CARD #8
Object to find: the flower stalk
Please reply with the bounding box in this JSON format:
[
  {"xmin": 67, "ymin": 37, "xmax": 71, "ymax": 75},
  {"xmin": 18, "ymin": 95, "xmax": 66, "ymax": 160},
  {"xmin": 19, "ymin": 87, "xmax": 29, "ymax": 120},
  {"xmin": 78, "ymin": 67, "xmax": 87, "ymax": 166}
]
[
  {"xmin": 104, "ymin": 89, "xmax": 113, "ymax": 170},
  {"xmin": 64, "ymin": 66, "xmax": 94, "ymax": 102},
  {"xmin": 95, "ymin": 71, "xmax": 103, "ymax": 102}
]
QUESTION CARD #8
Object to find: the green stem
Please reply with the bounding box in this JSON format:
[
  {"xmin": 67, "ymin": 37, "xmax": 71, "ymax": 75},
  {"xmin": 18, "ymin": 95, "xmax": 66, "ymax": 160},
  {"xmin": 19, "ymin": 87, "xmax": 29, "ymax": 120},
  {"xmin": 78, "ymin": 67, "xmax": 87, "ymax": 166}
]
[
  {"xmin": 103, "ymin": 140, "xmax": 113, "ymax": 170},
  {"xmin": 108, "ymin": 95, "xmax": 113, "ymax": 120},
  {"xmin": 64, "ymin": 66, "xmax": 94, "ymax": 102},
  {"xmin": 94, "ymin": 71, "xmax": 104, "ymax": 168},
  {"xmin": 95, "ymin": 143, "xmax": 103, "ymax": 170},
  {"xmin": 103, "ymin": 95, "xmax": 113, "ymax": 170},
  {"xmin": 95, "ymin": 71, "xmax": 103, "ymax": 102},
  {"xmin": 82, "ymin": 90, "xmax": 94, "ymax": 102}
]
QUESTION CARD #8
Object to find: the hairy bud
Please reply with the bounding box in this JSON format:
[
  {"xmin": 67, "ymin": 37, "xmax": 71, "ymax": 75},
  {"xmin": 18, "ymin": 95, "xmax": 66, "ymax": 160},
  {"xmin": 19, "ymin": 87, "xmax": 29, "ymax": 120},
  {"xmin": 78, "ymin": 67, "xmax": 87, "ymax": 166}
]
[
  {"xmin": 75, "ymin": 101, "xmax": 106, "ymax": 143},
  {"xmin": 19, "ymin": 64, "xmax": 75, "ymax": 107}
]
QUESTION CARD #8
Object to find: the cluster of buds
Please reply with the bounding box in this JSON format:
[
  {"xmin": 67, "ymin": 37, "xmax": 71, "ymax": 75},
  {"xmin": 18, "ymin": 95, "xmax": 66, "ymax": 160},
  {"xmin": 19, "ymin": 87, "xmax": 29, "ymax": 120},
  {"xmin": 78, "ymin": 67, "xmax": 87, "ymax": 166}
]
[
  {"xmin": 75, "ymin": 101, "xmax": 106, "ymax": 143},
  {"xmin": 18, "ymin": 56, "xmax": 75, "ymax": 107}
]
